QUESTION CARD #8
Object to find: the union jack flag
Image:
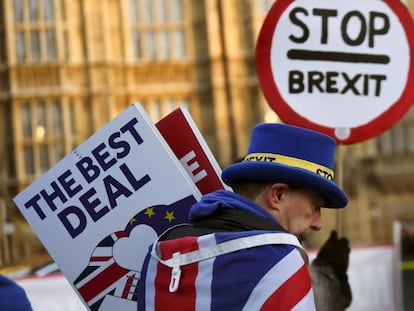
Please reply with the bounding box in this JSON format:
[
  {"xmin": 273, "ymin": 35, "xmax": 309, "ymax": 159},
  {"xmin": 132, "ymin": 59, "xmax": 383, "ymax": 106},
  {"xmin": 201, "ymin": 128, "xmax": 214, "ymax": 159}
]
[
  {"xmin": 74, "ymin": 195, "xmax": 197, "ymax": 310},
  {"xmin": 138, "ymin": 231, "xmax": 315, "ymax": 311}
]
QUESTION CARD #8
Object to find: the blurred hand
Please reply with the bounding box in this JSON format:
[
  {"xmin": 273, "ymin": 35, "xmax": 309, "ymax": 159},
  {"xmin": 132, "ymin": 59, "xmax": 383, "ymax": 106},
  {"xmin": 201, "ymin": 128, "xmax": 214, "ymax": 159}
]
[
  {"xmin": 313, "ymin": 230, "xmax": 350, "ymax": 278},
  {"xmin": 312, "ymin": 230, "xmax": 352, "ymax": 308}
]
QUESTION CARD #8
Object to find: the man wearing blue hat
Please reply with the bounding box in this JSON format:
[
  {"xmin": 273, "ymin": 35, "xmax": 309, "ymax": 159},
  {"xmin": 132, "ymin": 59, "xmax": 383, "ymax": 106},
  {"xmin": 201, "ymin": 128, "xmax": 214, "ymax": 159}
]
[{"xmin": 138, "ymin": 123, "xmax": 351, "ymax": 310}]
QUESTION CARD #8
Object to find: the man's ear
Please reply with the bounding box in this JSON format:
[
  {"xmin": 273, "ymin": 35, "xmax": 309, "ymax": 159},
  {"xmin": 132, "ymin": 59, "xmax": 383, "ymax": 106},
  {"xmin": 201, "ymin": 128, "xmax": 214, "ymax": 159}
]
[{"xmin": 267, "ymin": 183, "xmax": 289, "ymax": 210}]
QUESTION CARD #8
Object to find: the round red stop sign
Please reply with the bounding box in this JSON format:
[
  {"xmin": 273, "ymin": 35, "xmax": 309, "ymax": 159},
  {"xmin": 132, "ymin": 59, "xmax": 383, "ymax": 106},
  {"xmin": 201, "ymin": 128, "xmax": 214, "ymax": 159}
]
[{"xmin": 256, "ymin": 0, "xmax": 414, "ymax": 144}]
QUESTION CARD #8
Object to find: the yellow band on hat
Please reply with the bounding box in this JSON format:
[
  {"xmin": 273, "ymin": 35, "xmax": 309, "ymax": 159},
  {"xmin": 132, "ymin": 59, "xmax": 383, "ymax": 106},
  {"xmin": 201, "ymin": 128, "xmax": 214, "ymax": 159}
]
[{"xmin": 243, "ymin": 153, "xmax": 334, "ymax": 180}]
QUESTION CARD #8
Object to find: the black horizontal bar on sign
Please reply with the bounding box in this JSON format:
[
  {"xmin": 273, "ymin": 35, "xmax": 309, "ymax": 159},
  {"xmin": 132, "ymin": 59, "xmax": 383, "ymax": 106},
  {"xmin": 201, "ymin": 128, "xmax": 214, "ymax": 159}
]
[{"xmin": 287, "ymin": 49, "xmax": 390, "ymax": 64}]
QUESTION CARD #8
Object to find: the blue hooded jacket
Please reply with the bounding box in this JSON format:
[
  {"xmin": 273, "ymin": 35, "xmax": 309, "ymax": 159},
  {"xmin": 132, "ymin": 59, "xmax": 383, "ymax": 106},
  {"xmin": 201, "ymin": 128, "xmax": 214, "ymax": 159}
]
[{"xmin": 0, "ymin": 274, "xmax": 33, "ymax": 311}]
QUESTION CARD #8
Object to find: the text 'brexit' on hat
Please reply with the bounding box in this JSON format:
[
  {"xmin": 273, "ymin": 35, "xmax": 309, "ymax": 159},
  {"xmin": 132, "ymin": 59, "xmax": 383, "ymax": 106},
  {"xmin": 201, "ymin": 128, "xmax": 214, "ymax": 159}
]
[{"xmin": 221, "ymin": 123, "xmax": 348, "ymax": 208}]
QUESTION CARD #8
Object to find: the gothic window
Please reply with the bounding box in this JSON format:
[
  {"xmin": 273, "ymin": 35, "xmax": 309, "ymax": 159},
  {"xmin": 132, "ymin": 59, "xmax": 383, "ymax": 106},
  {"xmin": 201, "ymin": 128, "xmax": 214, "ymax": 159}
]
[
  {"xmin": 13, "ymin": 0, "xmax": 24, "ymax": 22},
  {"xmin": 166, "ymin": 97, "xmax": 175, "ymax": 112},
  {"xmin": 376, "ymin": 129, "xmax": 394, "ymax": 156},
  {"xmin": 141, "ymin": 97, "xmax": 191, "ymax": 122},
  {"xmin": 375, "ymin": 105, "xmax": 414, "ymax": 156},
  {"xmin": 21, "ymin": 103, "xmax": 32, "ymax": 138},
  {"xmin": 258, "ymin": 0, "xmax": 274, "ymax": 13},
  {"xmin": 12, "ymin": 0, "xmax": 62, "ymax": 63},
  {"xmin": 129, "ymin": 0, "xmax": 187, "ymax": 61},
  {"xmin": 151, "ymin": 100, "xmax": 162, "ymax": 121},
  {"xmin": 20, "ymin": 101, "xmax": 74, "ymax": 177},
  {"xmin": 15, "ymin": 31, "xmax": 26, "ymax": 63},
  {"xmin": 405, "ymin": 106, "xmax": 414, "ymax": 154},
  {"xmin": 0, "ymin": 4, "xmax": 5, "ymax": 63},
  {"xmin": 24, "ymin": 147, "xmax": 35, "ymax": 176},
  {"xmin": 30, "ymin": 30, "xmax": 41, "ymax": 61},
  {"xmin": 180, "ymin": 98, "xmax": 190, "ymax": 112}
]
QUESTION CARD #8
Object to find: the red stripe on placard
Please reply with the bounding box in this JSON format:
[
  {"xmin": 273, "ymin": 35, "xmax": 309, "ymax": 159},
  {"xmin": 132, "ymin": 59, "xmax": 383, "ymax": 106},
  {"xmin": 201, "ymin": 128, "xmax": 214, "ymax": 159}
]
[
  {"xmin": 157, "ymin": 108, "xmax": 226, "ymax": 194},
  {"xmin": 77, "ymin": 262, "xmax": 129, "ymax": 302},
  {"xmin": 89, "ymin": 256, "xmax": 112, "ymax": 262}
]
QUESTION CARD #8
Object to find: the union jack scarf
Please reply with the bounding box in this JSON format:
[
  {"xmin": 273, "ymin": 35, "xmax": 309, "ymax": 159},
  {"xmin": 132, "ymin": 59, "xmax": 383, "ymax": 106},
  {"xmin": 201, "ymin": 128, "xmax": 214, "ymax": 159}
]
[{"xmin": 137, "ymin": 230, "xmax": 315, "ymax": 310}]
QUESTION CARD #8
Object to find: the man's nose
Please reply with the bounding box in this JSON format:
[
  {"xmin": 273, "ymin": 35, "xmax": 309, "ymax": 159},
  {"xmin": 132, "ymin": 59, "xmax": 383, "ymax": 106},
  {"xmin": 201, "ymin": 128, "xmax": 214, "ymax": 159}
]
[{"xmin": 311, "ymin": 211, "xmax": 322, "ymax": 231}]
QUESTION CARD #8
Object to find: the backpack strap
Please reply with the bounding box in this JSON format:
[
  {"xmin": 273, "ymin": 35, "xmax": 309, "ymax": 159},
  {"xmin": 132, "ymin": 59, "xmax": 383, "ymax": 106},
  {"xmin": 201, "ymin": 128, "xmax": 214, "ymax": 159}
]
[{"xmin": 150, "ymin": 232, "xmax": 307, "ymax": 292}]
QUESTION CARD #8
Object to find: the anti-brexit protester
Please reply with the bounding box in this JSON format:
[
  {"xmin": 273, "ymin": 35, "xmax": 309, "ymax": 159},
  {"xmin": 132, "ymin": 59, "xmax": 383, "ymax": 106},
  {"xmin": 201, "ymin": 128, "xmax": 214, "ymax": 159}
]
[{"xmin": 137, "ymin": 123, "xmax": 352, "ymax": 310}]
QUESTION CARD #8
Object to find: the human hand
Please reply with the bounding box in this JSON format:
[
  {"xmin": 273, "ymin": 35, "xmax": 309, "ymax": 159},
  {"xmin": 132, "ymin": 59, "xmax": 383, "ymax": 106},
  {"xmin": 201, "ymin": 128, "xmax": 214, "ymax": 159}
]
[
  {"xmin": 312, "ymin": 230, "xmax": 352, "ymax": 309},
  {"xmin": 313, "ymin": 230, "xmax": 350, "ymax": 280}
]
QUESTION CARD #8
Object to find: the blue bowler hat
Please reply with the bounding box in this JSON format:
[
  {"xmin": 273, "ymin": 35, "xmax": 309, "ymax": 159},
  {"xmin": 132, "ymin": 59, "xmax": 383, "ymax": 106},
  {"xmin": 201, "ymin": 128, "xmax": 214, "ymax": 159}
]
[{"xmin": 221, "ymin": 123, "xmax": 348, "ymax": 208}]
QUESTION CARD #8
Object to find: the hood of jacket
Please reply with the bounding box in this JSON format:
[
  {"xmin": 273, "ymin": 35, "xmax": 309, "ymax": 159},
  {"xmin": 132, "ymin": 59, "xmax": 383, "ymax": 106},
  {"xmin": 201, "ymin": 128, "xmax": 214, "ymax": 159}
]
[{"xmin": 189, "ymin": 190, "xmax": 279, "ymax": 225}]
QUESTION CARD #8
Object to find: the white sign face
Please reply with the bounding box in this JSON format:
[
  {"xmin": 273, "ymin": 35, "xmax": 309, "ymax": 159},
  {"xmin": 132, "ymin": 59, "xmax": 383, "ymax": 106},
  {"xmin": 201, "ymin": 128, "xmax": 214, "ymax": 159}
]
[
  {"xmin": 256, "ymin": 0, "xmax": 414, "ymax": 143},
  {"xmin": 274, "ymin": 0, "xmax": 407, "ymax": 127},
  {"xmin": 13, "ymin": 104, "xmax": 203, "ymax": 310}
]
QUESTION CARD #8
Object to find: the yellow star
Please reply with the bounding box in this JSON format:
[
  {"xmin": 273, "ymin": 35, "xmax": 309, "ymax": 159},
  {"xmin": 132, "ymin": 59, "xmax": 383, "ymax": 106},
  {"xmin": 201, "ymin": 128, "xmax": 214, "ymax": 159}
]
[
  {"xmin": 164, "ymin": 211, "xmax": 176, "ymax": 223},
  {"xmin": 129, "ymin": 217, "xmax": 137, "ymax": 225},
  {"xmin": 145, "ymin": 207, "xmax": 156, "ymax": 218}
]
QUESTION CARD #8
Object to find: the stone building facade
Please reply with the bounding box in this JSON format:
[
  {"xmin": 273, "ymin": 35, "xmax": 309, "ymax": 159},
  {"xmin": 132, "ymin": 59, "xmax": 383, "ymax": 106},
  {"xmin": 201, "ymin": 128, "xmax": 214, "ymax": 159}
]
[{"xmin": 0, "ymin": 0, "xmax": 414, "ymax": 266}]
